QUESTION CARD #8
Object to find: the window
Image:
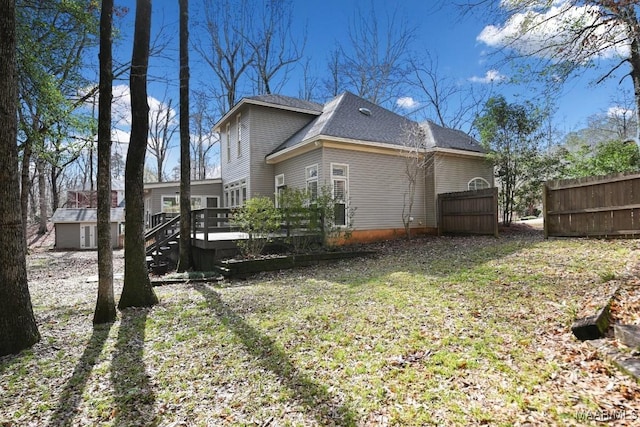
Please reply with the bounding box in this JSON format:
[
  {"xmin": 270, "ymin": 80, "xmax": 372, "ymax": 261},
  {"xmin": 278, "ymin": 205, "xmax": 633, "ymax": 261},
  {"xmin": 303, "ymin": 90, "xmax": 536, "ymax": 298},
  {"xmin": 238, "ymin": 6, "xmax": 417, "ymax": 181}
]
[
  {"xmin": 191, "ymin": 196, "xmax": 203, "ymax": 210},
  {"xmin": 275, "ymin": 174, "xmax": 286, "ymax": 207},
  {"xmin": 226, "ymin": 123, "xmax": 232, "ymax": 162},
  {"xmin": 224, "ymin": 179, "xmax": 247, "ymax": 208},
  {"xmin": 331, "ymin": 163, "xmax": 349, "ymax": 226},
  {"xmin": 206, "ymin": 196, "xmax": 219, "ymax": 208},
  {"xmin": 236, "ymin": 114, "xmax": 242, "ymax": 157},
  {"xmin": 468, "ymin": 177, "xmax": 490, "ymax": 191},
  {"xmin": 161, "ymin": 195, "xmax": 180, "ymax": 213},
  {"xmin": 305, "ymin": 164, "xmax": 318, "ymax": 200}
]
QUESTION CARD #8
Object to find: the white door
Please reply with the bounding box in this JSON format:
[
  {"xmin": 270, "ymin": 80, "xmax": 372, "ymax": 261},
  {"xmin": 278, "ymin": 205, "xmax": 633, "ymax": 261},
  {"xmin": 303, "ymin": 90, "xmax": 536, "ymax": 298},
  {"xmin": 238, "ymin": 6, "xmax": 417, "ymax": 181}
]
[{"xmin": 80, "ymin": 224, "xmax": 97, "ymax": 249}]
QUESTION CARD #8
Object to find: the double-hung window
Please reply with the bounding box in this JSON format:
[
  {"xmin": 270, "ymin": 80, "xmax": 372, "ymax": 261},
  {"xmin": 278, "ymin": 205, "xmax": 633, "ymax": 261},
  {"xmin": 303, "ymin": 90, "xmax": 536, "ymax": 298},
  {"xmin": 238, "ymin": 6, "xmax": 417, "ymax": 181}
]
[
  {"xmin": 275, "ymin": 174, "xmax": 286, "ymax": 208},
  {"xmin": 305, "ymin": 164, "xmax": 318, "ymax": 201},
  {"xmin": 331, "ymin": 163, "xmax": 348, "ymax": 226}
]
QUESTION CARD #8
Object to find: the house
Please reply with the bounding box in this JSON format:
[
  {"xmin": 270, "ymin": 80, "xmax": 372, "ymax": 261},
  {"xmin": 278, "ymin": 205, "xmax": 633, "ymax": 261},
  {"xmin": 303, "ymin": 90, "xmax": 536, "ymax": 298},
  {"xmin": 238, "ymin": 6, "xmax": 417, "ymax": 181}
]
[
  {"xmin": 213, "ymin": 91, "xmax": 494, "ymax": 243},
  {"xmin": 143, "ymin": 178, "xmax": 222, "ymax": 228},
  {"xmin": 50, "ymin": 208, "xmax": 125, "ymax": 249},
  {"xmin": 65, "ymin": 178, "xmax": 125, "ymax": 208}
]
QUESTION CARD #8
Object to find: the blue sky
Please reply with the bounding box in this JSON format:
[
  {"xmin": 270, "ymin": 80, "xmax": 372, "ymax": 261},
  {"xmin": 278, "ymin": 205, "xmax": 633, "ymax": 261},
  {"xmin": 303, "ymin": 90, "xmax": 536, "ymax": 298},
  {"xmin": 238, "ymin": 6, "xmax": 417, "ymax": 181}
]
[{"xmin": 110, "ymin": 0, "xmax": 631, "ymax": 173}]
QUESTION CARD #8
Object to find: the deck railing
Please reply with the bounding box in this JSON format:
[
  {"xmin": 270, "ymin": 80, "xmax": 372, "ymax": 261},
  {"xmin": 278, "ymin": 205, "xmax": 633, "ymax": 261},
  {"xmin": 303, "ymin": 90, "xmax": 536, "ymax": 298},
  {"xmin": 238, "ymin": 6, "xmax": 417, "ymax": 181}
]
[{"xmin": 191, "ymin": 208, "xmax": 233, "ymax": 242}]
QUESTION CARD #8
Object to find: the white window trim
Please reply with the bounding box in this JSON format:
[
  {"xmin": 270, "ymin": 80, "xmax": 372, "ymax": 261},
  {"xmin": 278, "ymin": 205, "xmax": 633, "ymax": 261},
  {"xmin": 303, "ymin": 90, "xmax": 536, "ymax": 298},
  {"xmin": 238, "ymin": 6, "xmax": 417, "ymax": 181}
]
[
  {"xmin": 226, "ymin": 122, "xmax": 231, "ymax": 163},
  {"xmin": 275, "ymin": 174, "xmax": 285, "ymax": 208},
  {"xmin": 161, "ymin": 194, "xmax": 180, "ymax": 213},
  {"xmin": 305, "ymin": 164, "xmax": 318, "ymax": 200},
  {"xmin": 224, "ymin": 179, "xmax": 247, "ymax": 208},
  {"xmin": 468, "ymin": 177, "xmax": 490, "ymax": 191},
  {"xmin": 330, "ymin": 163, "xmax": 349, "ymax": 226},
  {"xmin": 236, "ymin": 113, "xmax": 242, "ymax": 157}
]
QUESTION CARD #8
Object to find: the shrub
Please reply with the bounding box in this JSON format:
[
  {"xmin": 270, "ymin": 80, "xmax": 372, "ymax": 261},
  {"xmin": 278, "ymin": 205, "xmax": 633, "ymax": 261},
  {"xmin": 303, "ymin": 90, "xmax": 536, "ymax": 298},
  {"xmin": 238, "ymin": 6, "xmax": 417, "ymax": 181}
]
[
  {"xmin": 232, "ymin": 197, "xmax": 281, "ymax": 257},
  {"xmin": 278, "ymin": 187, "xmax": 320, "ymax": 253}
]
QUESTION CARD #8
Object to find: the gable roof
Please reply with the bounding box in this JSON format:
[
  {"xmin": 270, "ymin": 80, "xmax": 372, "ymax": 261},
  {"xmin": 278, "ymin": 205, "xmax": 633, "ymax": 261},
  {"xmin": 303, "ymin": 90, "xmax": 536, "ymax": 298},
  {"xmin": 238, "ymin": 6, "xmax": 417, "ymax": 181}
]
[
  {"xmin": 267, "ymin": 92, "xmax": 484, "ymax": 159},
  {"xmin": 421, "ymin": 121, "xmax": 485, "ymax": 154},
  {"xmin": 51, "ymin": 208, "xmax": 125, "ymax": 223},
  {"xmin": 213, "ymin": 94, "xmax": 323, "ymax": 132}
]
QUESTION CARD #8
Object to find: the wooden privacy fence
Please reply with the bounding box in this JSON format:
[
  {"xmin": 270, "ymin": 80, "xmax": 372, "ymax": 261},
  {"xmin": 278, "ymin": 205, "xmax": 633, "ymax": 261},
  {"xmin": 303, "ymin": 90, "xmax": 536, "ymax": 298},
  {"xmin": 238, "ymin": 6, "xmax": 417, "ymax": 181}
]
[
  {"xmin": 543, "ymin": 172, "xmax": 640, "ymax": 238},
  {"xmin": 438, "ymin": 187, "xmax": 499, "ymax": 237}
]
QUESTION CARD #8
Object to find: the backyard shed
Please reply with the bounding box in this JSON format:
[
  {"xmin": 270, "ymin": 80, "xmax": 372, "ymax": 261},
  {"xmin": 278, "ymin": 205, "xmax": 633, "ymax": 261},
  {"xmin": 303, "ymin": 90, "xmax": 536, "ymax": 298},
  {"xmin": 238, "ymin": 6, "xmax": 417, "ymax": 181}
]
[{"xmin": 51, "ymin": 208, "xmax": 125, "ymax": 249}]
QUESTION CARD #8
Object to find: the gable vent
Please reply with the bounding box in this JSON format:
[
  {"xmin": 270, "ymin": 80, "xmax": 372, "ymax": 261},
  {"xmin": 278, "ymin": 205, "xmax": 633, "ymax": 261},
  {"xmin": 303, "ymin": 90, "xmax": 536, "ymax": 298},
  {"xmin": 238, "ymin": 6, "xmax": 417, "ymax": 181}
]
[{"xmin": 358, "ymin": 107, "xmax": 372, "ymax": 116}]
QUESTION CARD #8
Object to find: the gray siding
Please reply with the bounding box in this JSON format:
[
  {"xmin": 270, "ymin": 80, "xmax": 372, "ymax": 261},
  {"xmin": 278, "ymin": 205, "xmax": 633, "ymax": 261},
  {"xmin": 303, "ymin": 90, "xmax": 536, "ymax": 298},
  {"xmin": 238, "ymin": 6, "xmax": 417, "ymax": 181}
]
[
  {"xmin": 274, "ymin": 149, "xmax": 323, "ymax": 193},
  {"xmin": 55, "ymin": 223, "xmax": 80, "ymax": 249},
  {"xmin": 321, "ymin": 147, "xmax": 427, "ymax": 231},
  {"xmin": 434, "ymin": 154, "xmax": 493, "ymax": 195},
  {"xmin": 221, "ymin": 110, "xmax": 251, "ymax": 185},
  {"xmin": 430, "ymin": 153, "xmax": 493, "ymax": 227},
  {"xmin": 54, "ymin": 222, "xmax": 121, "ymax": 249},
  {"xmin": 146, "ymin": 181, "xmax": 222, "ymax": 214},
  {"xmin": 248, "ymin": 107, "xmax": 316, "ymax": 198}
]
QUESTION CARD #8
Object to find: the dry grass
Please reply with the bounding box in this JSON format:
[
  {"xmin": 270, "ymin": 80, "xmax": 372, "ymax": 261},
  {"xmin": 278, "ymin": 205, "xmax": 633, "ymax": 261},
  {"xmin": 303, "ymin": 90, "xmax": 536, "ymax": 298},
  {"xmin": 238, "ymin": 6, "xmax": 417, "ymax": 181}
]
[{"xmin": 2, "ymin": 230, "xmax": 640, "ymax": 426}]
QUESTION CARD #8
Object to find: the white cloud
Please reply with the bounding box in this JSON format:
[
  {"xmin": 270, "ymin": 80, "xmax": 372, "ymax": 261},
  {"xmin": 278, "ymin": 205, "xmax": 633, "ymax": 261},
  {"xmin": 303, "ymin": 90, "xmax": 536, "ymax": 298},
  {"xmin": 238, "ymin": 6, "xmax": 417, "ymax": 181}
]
[
  {"xmin": 477, "ymin": 1, "xmax": 628, "ymax": 61},
  {"xmin": 109, "ymin": 85, "xmax": 177, "ymax": 131},
  {"xmin": 396, "ymin": 96, "xmax": 419, "ymax": 109},
  {"xmin": 469, "ymin": 69, "xmax": 507, "ymax": 84},
  {"xmin": 608, "ymin": 106, "xmax": 634, "ymax": 118}
]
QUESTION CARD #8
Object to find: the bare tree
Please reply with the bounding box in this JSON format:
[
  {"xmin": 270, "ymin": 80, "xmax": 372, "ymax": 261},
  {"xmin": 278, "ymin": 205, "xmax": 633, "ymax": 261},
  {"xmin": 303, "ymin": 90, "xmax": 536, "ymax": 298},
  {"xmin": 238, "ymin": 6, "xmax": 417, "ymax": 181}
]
[
  {"xmin": 410, "ymin": 53, "xmax": 492, "ymax": 133},
  {"xmin": 337, "ymin": 4, "xmax": 416, "ymax": 108},
  {"xmin": 0, "ymin": 0, "xmax": 40, "ymax": 356},
  {"xmin": 245, "ymin": 0, "xmax": 305, "ymax": 95},
  {"xmin": 323, "ymin": 47, "xmax": 342, "ymax": 98},
  {"xmin": 119, "ymin": 0, "xmax": 158, "ymax": 309},
  {"xmin": 177, "ymin": 0, "xmax": 192, "ymax": 272},
  {"xmin": 147, "ymin": 95, "xmax": 177, "ymax": 182},
  {"xmin": 465, "ymin": 0, "xmax": 640, "ymax": 140},
  {"xmin": 36, "ymin": 156, "xmax": 48, "ymax": 234},
  {"xmin": 93, "ymin": 0, "xmax": 116, "ymax": 324},
  {"xmin": 298, "ymin": 57, "xmax": 320, "ymax": 102},
  {"xmin": 190, "ymin": 90, "xmax": 218, "ymax": 180},
  {"xmin": 194, "ymin": 0, "xmax": 253, "ymax": 116},
  {"xmin": 399, "ymin": 123, "xmax": 437, "ymax": 239}
]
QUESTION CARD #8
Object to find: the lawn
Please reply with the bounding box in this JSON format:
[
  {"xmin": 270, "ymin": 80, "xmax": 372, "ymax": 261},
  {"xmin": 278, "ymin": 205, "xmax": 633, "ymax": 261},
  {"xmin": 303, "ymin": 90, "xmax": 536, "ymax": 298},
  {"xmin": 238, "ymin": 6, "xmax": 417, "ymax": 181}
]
[{"xmin": 2, "ymin": 232, "xmax": 640, "ymax": 426}]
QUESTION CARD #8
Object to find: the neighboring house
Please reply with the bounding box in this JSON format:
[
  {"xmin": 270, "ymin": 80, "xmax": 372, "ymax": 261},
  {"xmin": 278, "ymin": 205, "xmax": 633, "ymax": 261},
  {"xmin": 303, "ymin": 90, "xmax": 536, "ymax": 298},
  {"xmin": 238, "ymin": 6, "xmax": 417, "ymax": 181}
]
[
  {"xmin": 50, "ymin": 208, "xmax": 125, "ymax": 249},
  {"xmin": 65, "ymin": 178, "xmax": 125, "ymax": 208},
  {"xmin": 213, "ymin": 91, "xmax": 494, "ymax": 243},
  {"xmin": 143, "ymin": 179, "xmax": 222, "ymax": 227}
]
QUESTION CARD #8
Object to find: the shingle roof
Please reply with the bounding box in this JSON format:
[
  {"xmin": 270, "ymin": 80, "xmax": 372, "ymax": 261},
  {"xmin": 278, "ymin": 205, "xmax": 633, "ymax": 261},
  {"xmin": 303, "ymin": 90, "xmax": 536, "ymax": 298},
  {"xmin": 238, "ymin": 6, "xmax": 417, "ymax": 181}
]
[
  {"xmin": 244, "ymin": 94, "xmax": 324, "ymax": 113},
  {"xmin": 421, "ymin": 121, "xmax": 485, "ymax": 153},
  {"xmin": 269, "ymin": 92, "xmax": 484, "ymax": 155},
  {"xmin": 51, "ymin": 208, "xmax": 125, "ymax": 223}
]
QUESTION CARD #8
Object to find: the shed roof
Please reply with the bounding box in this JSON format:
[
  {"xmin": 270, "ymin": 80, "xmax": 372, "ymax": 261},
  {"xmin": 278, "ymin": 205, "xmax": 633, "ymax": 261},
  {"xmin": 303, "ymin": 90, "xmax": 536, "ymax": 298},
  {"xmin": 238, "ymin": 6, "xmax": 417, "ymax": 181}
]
[{"xmin": 51, "ymin": 208, "xmax": 125, "ymax": 223}]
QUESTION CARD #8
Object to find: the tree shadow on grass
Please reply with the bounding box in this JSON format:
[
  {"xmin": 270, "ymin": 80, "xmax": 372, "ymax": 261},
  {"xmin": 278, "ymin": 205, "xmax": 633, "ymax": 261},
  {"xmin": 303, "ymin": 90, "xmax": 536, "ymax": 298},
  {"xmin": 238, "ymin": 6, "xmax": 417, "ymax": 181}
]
[
  {"xmin": 48, "ymin": 322, "xmax": 113, "ymax": 426},
  {"xmin": 192, "ymin": 283, "xmax": 358, "ymax": 426},
  {"xmin": 111, "ymin": 308, "xmax": 157, "ymax": 426}
]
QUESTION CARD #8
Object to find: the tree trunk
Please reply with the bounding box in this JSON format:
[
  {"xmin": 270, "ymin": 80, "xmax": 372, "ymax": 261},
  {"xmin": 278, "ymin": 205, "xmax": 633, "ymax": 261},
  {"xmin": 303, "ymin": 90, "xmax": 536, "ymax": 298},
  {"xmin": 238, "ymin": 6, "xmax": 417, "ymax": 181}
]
[
  {"xmin": 36, "ymin": 156, "xmax": 48, "ymax": 234},
  {"xmin": 20, "ymin": 136, "xmax": 32, "ymax": 246},
  {"xmin": 177, "ymin": 0, "xmax": 192, "ymax": 272},
  {"xmin": 119, "ymin": 0, "xmax": 158, "ymax": 309},
  {"xmin": 93, "ymin": 0, "xmax": 116, "ymax": 324},
  {"xmin": 626, "ymin": 7, "xmax": 640, "ymax": 143},
  {"xmin": 0, "ymin": 0, "xmax": 40, "ymax": 356}
]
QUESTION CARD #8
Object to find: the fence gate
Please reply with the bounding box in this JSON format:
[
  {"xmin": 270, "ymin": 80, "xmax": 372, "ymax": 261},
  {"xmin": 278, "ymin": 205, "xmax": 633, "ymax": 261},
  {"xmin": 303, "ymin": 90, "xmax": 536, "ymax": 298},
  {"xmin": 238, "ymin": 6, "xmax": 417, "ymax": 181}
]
[
  {"xmin": 437, "ymin": 187, "xmax": 499, "ymax": 237},
  {"xmin": 543, "ymin": 172, "xmax": 640, "ymax": 238}
]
